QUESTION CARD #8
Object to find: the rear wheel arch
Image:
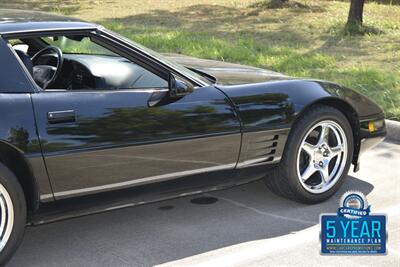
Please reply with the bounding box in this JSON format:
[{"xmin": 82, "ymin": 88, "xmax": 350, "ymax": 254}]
[{"xmin": 0, "ymin": 141, "xmax": 39, "ymax": 214}]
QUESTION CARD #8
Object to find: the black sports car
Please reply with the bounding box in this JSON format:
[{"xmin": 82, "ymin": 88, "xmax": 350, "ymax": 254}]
[{"xmin": 0, "ymin": 9, "xmax": 386, "ymax": 264}]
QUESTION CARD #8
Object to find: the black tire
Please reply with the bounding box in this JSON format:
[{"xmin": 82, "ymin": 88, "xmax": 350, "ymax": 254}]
[
  {"xmin": 0, "ymin": 163, "xmax": 26, "ymax": 266},
  {"xmin": 264, "ymin": 105, "xmax": 354, "ymax": 203}
]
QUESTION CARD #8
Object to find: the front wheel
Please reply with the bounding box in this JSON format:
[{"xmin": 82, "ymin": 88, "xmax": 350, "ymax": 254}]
[{"xmin": 265, "ymin": 105, "xmax": 354, "ymax": 203}]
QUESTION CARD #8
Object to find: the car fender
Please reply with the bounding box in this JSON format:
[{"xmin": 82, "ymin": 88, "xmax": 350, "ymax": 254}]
[{"xmin": 216, "ymin": 79, "xmax": 384, "ymax": 168}]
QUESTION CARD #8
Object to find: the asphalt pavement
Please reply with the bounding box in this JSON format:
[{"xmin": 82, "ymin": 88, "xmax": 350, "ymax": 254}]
[{"xmin": 8, "ymin": 141, "xmax": 400, "ymax": 267}]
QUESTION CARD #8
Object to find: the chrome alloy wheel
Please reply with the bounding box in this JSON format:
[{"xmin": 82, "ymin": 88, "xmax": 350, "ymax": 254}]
[
  {"xmin": 0, "ymin": 183, "xmax": 14, "ymax": 252},
  {"xmin": 296, "ymin": 120, "xmax": 348, "ymax": 194}
]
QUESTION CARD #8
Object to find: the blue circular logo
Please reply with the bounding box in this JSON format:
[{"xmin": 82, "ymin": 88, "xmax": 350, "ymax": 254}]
[{"xmin": 338, "ymin": 191, "xmax": 370, "ymax": 219}]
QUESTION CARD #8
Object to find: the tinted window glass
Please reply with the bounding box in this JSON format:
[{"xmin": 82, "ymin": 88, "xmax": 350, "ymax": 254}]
[
  {"xmin": 9, "ymin": 35, "xmax": 168, "ymax": 90},
  {"xmin": 42, "ymin": 36, "xmax": 117, "ymax": 56}
]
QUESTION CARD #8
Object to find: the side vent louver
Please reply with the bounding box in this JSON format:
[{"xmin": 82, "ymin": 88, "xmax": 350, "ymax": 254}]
[
  {"xmin": 252, "ymin": 134, "xmax": 278, "ymax": 163},
  {"xmin": 239, "ymin": 134, "xmax": 280, "ymax": 167}
]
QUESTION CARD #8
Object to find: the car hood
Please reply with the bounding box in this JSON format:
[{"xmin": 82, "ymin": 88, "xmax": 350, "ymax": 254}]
[{"xmin": 163, "ymin": 53, "xmax": 291, "ymax": 85}]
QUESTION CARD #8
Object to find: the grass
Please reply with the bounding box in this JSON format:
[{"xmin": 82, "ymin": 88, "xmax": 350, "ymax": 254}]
[{"xmin": 2, "ymin": 0, "xmax": 399, "ymax": 120}]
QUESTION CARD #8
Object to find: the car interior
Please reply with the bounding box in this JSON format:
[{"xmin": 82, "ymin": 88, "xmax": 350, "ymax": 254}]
[{"xmin": 8, "ymin": 35, "xmax": 168, "ymax": 91}]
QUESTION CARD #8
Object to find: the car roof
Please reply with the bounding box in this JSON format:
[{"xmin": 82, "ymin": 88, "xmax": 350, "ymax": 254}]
[{"xmin": 0, "ymin": 9, "xmax": 98, "ymax": 35}]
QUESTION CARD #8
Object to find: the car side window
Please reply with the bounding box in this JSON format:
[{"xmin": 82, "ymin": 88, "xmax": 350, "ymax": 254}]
[{"xmin": 9, "ymin": 35, "xmax": 168, "ymax": 91}]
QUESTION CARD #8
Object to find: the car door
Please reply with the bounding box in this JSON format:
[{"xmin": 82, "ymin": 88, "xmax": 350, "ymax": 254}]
[{"xmin": 32, "ymin": 85, "xmax": 241, "ymax": 199}]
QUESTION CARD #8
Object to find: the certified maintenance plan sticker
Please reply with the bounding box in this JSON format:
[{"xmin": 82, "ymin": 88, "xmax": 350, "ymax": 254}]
[{"xmin": 320, "ymin": 191, "xmax": 387, "ymax": 255}]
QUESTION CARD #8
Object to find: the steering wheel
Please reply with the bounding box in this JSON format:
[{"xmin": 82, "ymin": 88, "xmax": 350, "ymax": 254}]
[{"xmin": 31, "ymin": 46, "xmax": 64, "ymax": 89}]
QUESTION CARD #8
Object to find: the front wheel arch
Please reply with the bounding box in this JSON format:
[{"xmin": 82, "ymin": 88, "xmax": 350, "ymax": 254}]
[
  {"xmin": 293, "ymin": 97, "xmax": 360, "ymax": 168},
  {"xmin": 266, "ymin": 104, "xmax": 355, "ymax": 203}
]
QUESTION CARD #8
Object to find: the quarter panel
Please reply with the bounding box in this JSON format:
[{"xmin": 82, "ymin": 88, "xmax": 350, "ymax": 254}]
[{"xmin": 0, "ymin": 93, "xmax": 53, "ymax": 201}]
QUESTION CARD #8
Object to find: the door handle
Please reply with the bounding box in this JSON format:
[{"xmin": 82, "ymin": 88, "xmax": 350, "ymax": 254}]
[{"xmin": 47, "ymin": 110, "xmax": 76, "ymax": 124}]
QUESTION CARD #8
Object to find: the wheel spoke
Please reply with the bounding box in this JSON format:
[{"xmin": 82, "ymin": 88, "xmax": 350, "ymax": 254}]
[
  {"xmin": 317, "ymin": 124, "xmax": 329, "ymax": 146},
  {"xmin": 319, "ymin": 166, "xmax": 330, "ymax": 183},
  {"xmin": 296, "ymin": 120, "xmax": 348, "ymax": 194},
  {"xmin": 302, "ymin": 142, "xmax": 315, "ymax": 156},
  {"xmin": 301, "ymin": 164, "xmax": 317, "ymax": 181},
  {"xmin": 330, "ymin": 144, "xmax": 343, "ymax": 158}
]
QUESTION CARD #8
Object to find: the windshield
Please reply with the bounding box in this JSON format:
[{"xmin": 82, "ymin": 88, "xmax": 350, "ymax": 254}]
[{"xmin": 100, "ymin": 28, "xmax": 211, "ymax": 86}]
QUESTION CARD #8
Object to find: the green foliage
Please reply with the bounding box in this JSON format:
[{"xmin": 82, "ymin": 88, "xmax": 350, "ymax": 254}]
[
  {"xmin": 250, "ymin": 0, "xmax": 315, "ymax": 10},
  {"xmin": 103, "ymin": 22, "xmax": 400, "ymax": 120},
  {"xmin": 343, "ymin": 23, "xmax": 384, "ymax": 36},
  {"xmin": 1, "ymin": 0, "xmax": 398, "ymax": 119},
  {"xmin": 43, "ymin": 36, "xmax": 116, "ymax": 55}
]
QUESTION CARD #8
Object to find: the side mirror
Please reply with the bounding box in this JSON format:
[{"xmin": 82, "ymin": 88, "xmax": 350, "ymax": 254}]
[{"xmin": 169, "ymin": 74, "xmax": 194, "ymax": 98}]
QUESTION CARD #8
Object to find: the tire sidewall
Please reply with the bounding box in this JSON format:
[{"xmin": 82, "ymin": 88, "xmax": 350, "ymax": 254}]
[
  {"xmin": 283, "ymin": 107, "xmax": 354, "ymax": 203},
  {"xmin": 0, "ymin": 164, "xmax": 26, "ymax": 266}
]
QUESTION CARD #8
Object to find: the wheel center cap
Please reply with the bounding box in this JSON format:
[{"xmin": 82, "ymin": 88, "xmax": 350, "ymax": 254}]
[
  {"xmin": 314, "ymin": 144, "xmax": 330, "ymax": 167},
  {"xmin": 314, "ymin": 151, "xmax": 324, "ymax": 163}
]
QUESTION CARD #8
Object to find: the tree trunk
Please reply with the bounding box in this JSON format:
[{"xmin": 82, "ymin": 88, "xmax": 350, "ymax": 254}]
[{"xmin": 347, "ymin": 0, "xmax": 365, "ymax": 26}]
